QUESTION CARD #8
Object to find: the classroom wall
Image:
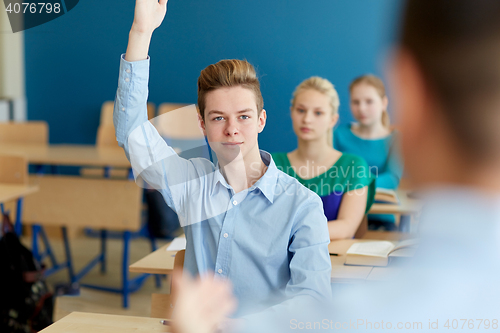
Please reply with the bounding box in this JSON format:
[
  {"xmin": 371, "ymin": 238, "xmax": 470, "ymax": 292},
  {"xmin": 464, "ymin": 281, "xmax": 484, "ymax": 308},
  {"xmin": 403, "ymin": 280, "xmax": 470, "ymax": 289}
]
[{"xmin": 24, "ymin": 0, "xmax": 403, "ymax": 152}]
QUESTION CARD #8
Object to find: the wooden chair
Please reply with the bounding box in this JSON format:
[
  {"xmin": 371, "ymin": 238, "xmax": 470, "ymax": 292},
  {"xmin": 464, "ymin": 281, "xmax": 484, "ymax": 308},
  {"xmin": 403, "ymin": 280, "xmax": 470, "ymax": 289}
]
[
  {"xmin": 80, "ymin": 125, "xmax": 127, "ymax": 178},
  {"xmin": 0, "ymin": 155, "xmax": 27, "ymax": 185},
  {"xmin": 96, "ymin": 125, "xmax": 120, "ymax": 148},
  {"xmin": 0, "ymin": 154, "xmax": 28, "ymax": 235},
  {"xmin": 150, "ymin": 249, "xmax": 185, "ymax": 319},
  {"xmin": 156, "ymin": 103, "xmax": 203, "ymax": 140},
  {"xmin": 0, "ymin": 121, "xmax": 48, "ymax": 144},
  {"xmin": 81, "ymin": 101, "xmax": 157, "ymax": 178}
]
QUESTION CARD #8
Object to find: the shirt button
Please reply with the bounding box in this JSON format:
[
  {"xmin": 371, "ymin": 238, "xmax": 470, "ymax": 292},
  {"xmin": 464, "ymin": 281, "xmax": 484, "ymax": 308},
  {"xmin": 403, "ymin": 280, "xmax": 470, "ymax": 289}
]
[
  {"xmin": 233, "ymin": 200, "xmax": 237, "ymax": 205},
  {"xmin": 217, "ymin": 269, "xmax": 222, "ymax": 274},
  {"xmin": 223, "ymin": 233, "xmax": 228, "ymax": 238},
  {"xmin": 121, "ymin": 107, "xmax": 125, "ymax": 111},
  {"xmin": 125, "ymin": 69, "xmax": 131, "ymax": 73},
  {"xmin": 125, "ymin": 77, "xmax": 130, "ymax": 82}
]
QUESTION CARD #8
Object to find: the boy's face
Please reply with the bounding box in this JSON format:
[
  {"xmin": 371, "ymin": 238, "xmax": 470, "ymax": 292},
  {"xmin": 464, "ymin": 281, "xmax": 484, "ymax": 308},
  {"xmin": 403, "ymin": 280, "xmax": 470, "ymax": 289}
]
[{"xmin": 199, "ymin": 86, "xmax": 267, "ymax": 165}]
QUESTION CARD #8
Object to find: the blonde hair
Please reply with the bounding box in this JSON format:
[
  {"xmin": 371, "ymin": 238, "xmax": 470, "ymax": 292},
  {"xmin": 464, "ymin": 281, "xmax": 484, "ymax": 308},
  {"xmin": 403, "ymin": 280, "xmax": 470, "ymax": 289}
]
[
  {"xmin": 197, "ymin": 59, "xmax": 263, "ymax": 120},
  {"xmin": 349, "ymin": 74, "xmax": 390, "ymax": 129},
  {"xmin": 291, "ymin": 76, "xmax": 340, "ymax": 147}
]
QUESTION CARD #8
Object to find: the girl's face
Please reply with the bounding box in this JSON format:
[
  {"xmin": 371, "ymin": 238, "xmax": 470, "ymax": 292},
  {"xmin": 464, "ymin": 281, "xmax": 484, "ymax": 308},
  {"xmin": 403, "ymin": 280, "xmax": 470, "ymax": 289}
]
[
  {"xmin": 291, "ymin": 89, "xmax": 338, "ymax": 142},
  {"xmin": 350, "ymin": 83, "xmax": 388, "ymax": 127}
]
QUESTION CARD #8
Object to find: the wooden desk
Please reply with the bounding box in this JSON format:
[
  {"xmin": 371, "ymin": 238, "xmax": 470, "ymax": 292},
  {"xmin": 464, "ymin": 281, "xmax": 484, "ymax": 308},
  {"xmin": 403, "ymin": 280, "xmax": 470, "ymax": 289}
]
[
  {"xmin": 39, "ymin": 312, "xmax": 170, "ymax": 333},
  {"xmin": 130, "ymin": 243, "xmax": 177, "ymax": 275},
  {"xmin": 0, "ymin": 144, "xmax": 146, "ymax": 308},
  {"xmin": 130, "ymin": 232, "xmax": 414, "ymax": 282},
  {"xmin": 0, "ymin": 184, "xmax": 38, "ymax": 203},
  {"xmin": 132, "ymin": 232, "xmax": 416, "ymax": 318},
  {"xmin": 0, "ymin": 183, "xmax": 39, "ymax": 235},
  {"xmin": 329, "ymin": 233, "xmax": 415, "ymax": 283},
  {"xmin": 0, "ymin": 144, "xmax": 130, "ymax": 168},
  {"xmin": 368, "ymin": 190, "xmax": 421, "ymax": 216}
]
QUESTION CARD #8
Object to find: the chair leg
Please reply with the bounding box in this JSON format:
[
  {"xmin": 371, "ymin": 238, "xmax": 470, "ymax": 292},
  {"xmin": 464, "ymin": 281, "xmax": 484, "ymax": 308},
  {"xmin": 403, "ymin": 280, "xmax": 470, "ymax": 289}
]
[
  {"xmin": 14, "ymin": 198, "xmax": 23, "ymax": 236},
  {"xmin": 100, "ymin": 229, "xmax": 107, "ymax": 274},
  {"xmin": 61, "ymin": 226, "xmax": 76, "ymax": 283},
  {"xmin": 122, "ymin": 231, "xmax": 131, "ymax": 308},
  {"xmin": 31, "ymin": 225, "xmax": 41, "ymax": 262}
]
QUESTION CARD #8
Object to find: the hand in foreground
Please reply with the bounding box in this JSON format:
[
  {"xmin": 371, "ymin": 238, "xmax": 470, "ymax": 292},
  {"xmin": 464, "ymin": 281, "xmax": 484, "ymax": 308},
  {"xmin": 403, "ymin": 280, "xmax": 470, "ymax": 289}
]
[{"xmin": 171, "ymin": 270, "xmax": 238, "ymax": 333}]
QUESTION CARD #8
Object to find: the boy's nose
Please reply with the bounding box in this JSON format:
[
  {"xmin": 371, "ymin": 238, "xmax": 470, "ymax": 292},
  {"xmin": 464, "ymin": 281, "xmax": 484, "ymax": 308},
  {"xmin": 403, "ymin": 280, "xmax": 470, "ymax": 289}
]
[{"xmin": 225, "ymin": 119, "xmax": 239, "ymax": 136}]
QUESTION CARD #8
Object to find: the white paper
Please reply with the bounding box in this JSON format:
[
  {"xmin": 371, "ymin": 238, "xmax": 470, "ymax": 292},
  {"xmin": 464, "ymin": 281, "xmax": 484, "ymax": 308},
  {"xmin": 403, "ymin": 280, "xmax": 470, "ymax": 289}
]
[
  {"xmin": 166, "ymin": 237, "xmax": 186, "ymax": 251},
  {"xmin": 346, "ymin": 241, "xmax": 394, "ymax": 258}
]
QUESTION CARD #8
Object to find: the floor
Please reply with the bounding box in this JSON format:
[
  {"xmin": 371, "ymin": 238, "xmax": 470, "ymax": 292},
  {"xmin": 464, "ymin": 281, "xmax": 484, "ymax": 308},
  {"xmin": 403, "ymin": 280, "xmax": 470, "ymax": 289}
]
[{"xmin": 20, "ymin": 232, "xmax": 172, "ymax": 321}]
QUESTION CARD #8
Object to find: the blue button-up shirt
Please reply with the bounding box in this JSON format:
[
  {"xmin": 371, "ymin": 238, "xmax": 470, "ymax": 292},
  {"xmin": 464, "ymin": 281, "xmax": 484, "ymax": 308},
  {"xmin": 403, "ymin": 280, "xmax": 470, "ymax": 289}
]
[{"xmin": 113, "ymin": 55, "xmax": 331, "ymax": 316}]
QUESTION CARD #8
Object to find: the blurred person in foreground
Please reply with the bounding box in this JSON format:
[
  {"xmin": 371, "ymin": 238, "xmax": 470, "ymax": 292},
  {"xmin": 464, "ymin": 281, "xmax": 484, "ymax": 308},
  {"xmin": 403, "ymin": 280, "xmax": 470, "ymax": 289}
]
[{"xmin": 172, "ymin": 0, "xmax": 500, "ymax": 332}]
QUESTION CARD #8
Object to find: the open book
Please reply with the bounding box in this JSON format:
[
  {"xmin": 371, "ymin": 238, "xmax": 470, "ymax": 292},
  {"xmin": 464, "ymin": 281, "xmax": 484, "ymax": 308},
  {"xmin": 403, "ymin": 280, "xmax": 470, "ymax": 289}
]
[
  {"xmin": 345, "ymin": 239, "xmax": 418, "ymax": 267},
  {"xmin": 374, "ymin": 188, "xmax": 399, "ymax": 204}
]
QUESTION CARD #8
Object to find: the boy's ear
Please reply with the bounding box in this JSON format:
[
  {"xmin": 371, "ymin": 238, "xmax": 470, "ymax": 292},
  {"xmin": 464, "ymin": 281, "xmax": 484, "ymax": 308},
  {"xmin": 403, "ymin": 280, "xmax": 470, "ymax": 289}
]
[
  {"xmin": 197, "ymin": 113, "xmax": 207, "ymax": 136},
  {"xmin": 258, "ymin": 109, "xmax": 267, "ymax": 133}
]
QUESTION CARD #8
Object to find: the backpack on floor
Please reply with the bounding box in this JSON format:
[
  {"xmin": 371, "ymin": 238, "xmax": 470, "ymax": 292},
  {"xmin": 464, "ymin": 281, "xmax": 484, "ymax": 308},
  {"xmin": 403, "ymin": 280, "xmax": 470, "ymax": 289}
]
[{"xmin": 0, "ymin": 212, "xmax": 53, "ymax": 333}]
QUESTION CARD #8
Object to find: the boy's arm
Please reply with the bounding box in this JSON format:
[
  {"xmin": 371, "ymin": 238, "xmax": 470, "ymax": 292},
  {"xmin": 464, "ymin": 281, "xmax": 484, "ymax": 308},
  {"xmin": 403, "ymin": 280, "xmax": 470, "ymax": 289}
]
[
  {"xmin": 126, "ymin": 0, "xmax": 167, "ymax": 62},
  {"xmin": 114, "ymin": 0, "xmax": 168, "ymax": 156},
  {"xmin": 114, "ymin": 0, "xmax": 206, "ymax": 216}
]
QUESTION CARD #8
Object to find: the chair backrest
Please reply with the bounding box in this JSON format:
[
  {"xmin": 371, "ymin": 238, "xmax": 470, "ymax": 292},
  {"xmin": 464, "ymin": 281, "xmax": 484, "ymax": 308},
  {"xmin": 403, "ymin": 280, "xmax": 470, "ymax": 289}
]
[
  {"xmin": 100, "ymin": 101, "xmax": 155, "ymax": 126},
  {"xmin": 0, "ymin": 155, "xmax": 28, "ymax": 185},
  {"xmin": 0, "ymin": 121, "xmax": 48, "ymax": 144},
  {"xmin": 156, "ymin": 104, "xmax": 204, "ymax": 139},
  {"xmin": 96, "ymin": 125, "xmax": 120, "ymax": 148},
  {"xmin": 173, "ymin": 249, "xmax": 185, "ymax": 275}
]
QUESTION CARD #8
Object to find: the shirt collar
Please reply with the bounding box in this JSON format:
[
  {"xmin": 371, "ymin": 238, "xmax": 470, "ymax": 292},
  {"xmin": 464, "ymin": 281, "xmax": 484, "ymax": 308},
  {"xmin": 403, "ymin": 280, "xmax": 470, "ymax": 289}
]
[
  {"xmin": 210, "ymin": 150, "xmax": 279, "ymax": 203},
  {"xmin": 251, "ymin": 150, "xmax": 279, "ymax": 203},
  {"xmin": 211, "ymin": 164, "xmax": 231, "ymax": 195}
]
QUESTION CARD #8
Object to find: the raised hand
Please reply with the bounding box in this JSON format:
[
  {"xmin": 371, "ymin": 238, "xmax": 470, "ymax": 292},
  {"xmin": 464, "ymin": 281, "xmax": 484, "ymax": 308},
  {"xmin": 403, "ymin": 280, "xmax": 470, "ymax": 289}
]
[
  {"xmin": 131, "ymin": 0, "xmax": 168, "ymax": 35},
  {"xmin": 125, "ymin": 0, "xmax": 168, "ymax": 62}
]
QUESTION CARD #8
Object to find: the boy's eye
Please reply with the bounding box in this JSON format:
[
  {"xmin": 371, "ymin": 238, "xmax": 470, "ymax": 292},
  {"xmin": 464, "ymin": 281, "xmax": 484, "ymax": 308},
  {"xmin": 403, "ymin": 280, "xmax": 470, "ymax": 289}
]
[
  {"xmin": 213, "ymin": 116, "xmax": 223, "ymax": 121},
  {"xmin": 315, "ymin": 111, "xmax": 323, "ymax": 116},
  {"xmin": 297, "ymin": 108, "xmax": 305, "ymax": 113},
  {"xmin": 240, "ymin": 115, "xmax": 250, "ymax": 120}
]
